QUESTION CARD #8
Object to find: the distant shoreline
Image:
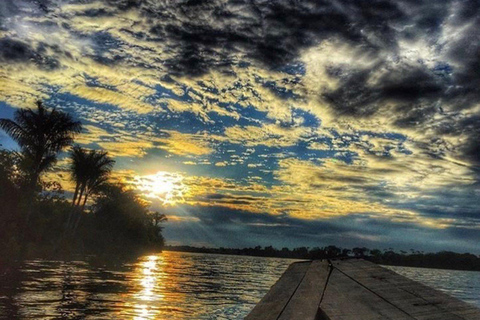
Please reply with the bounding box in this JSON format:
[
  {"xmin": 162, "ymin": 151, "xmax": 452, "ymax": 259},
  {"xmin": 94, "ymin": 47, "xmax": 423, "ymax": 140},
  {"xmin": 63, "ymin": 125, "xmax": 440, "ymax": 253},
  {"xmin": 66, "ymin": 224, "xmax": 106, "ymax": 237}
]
[{"xmin": 163, "ymin": 245, "xmax": 480, "ymax": 272}]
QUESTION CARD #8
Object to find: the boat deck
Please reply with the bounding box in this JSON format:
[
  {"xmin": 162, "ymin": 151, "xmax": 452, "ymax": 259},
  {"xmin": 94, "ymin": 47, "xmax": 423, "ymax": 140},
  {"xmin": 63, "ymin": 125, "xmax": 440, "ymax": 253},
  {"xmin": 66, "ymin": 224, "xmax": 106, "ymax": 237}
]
[{"xmin": 245, "ymin": 259, "xmax": 480, "ymax": 320}]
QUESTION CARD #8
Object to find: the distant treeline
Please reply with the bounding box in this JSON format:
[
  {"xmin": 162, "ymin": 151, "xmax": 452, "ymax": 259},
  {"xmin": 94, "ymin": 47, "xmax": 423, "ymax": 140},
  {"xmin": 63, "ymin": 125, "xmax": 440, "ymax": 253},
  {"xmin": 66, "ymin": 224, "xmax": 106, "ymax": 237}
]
[
  {"xmin": 0, "ymin": 101, "xmax": 166, "ymax": 260},
  {"xmin": 165, "ymin": 245, "xmax": 480, "ymax": 271}
]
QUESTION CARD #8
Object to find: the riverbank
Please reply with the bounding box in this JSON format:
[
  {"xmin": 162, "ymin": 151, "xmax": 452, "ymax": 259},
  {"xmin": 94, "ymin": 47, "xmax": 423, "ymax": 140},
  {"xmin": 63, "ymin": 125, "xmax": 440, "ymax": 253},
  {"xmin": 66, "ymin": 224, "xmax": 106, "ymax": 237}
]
[{"xmin": 164, "ymin": 245, "xmax": 480, "ymax": 271}]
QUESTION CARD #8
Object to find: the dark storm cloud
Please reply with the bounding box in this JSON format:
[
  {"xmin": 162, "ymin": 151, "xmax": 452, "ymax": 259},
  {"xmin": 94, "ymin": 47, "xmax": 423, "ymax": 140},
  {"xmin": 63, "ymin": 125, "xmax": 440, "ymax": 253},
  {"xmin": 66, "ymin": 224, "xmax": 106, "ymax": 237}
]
[
  {"xmin": 0, "ymin": 38, "xmax": 60, "ymax": 70},
  {"xmin": 455, "ymin": 116, "xmax": 480, "ymax": 167},
  {"xmin": 99, "ymin": 0, "xmax": 410, "ymax": 75},
  {"xmin": 323, "ymin": 65, "xmax": 446, "ymax": 117}
]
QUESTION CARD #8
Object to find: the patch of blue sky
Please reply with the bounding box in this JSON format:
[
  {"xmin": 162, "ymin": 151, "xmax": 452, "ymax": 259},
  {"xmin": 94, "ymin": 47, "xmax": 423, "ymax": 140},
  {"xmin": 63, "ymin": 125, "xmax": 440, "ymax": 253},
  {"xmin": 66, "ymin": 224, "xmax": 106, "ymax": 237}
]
[
  {"xmin": 195, "ymin": 145, "xmax": 277, "ymax": 183},
  {"xmin": 289, "ymin": 141, "xmax": 336, "ymax": 161},
  {"xmin": 0, "ymin": 101, "xmax": 15, "ymax": 120},
  {"xmin": 214, "ymin": 163, "xmax": 276, "ymax": 184},
  {"xmin": 0, "ymin": 102, "xmax": 18, "ymax": 150},
  {"xmin": 208, "ymin": 112, "xmax": 260, "ymax": 129},
  {"xmin": 211, "ymin": 142, "xmax": 335, "ymax": 170},
  {"xmin": 292, "ymin": 108, "xmax": 320, "ymax": 127},
  {"xmin": 152, "ymin": 99, "xmax": 274, "ymax": 134},
  {"xmin": 48, "ymin": 93, "xmax": 118, "ymax": 114},
  {"xmin": 238, "ymin": 61, "xmax": 251, "ymax": 68},
  {"xmin": 213, "ymin": 102, "xmax": 272, "ymax": 125},
  {"xmin": 275, "ymin": 61, "xmax": 306, "ymax": 76},
  {"xmin": 149, "ymin": 111, "xmax": 221, "ymax": 133},
  {"xmin": 228, "ymin": 102, "xmax": 270, "ymax": 121},
  {"xmin": 261, "ymin": 80, "xmax": 300, "ymax": 100},
  {"xmin": 333, "ymin": 151, "xmax": 356, "ymax": 164},
  {"xmin": 377, "ymin": 132, "xmax": 407, "ymax": 141},
  {"xmin": 432, "ymin": 62, "xmax": 453, "ymax": 79}
]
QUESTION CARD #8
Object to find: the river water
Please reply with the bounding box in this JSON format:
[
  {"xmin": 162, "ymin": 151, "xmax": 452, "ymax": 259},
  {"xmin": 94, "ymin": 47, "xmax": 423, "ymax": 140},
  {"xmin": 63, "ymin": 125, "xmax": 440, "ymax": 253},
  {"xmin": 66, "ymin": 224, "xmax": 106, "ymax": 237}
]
[{"xmin": 0, "ymin": 251, "xmax": 479, "ymax": 319}]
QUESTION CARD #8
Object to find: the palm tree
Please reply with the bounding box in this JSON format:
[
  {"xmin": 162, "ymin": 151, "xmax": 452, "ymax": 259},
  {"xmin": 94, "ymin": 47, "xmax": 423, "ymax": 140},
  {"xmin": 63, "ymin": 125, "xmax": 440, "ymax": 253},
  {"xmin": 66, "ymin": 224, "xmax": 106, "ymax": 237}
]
[
  {"xmin": 69, "ymin": 145, "xmax": 88, "ymax": 207},
  {"xmin": 0, "ymin": 101, "xmax": 81, "ymax": 225},
  {"xmin": 68, "ymin": 147, "xmax": 115, "ymax": 230},
  {"xmin": 0, "ymin": 101, "xmax": 82, "ymax": 191},
  {"xmin": 76, "ymin": 149, "xmax": 115, "ymax": 210}
]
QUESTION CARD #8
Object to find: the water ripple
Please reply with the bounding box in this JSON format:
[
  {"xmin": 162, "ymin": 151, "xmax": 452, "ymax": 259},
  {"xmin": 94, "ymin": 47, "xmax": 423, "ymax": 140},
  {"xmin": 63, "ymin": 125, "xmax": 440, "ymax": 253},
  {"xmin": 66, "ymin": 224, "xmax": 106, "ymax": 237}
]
[
  {"xmin": 2, "ymin": 253, "xmax": 478, "ymax": 319},
  {"xmin": 0, "ymin": 252, "xmax": 293, "ymax": 319}
]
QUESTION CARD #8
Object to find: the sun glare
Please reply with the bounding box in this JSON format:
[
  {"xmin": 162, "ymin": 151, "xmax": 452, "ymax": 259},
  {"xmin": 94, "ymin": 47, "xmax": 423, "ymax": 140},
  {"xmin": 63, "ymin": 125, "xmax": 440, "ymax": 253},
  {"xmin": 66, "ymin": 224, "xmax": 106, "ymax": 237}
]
[{"xmin": 134, "ymin": 171, "xmax": 187, "ymax": 205}]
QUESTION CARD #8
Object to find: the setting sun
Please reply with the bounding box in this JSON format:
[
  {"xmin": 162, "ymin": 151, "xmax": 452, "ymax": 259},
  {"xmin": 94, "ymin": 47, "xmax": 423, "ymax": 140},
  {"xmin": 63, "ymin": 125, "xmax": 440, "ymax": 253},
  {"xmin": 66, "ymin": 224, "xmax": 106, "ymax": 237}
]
[{"xmin": 134, "ymin": 171, "xmax": 187, "ymax": 206}]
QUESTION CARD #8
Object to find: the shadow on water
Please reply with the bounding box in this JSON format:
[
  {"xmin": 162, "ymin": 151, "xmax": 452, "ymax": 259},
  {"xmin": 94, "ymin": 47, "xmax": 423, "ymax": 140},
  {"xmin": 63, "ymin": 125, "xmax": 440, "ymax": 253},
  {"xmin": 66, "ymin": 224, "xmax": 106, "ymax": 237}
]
[{"xmin": 0, "ymin": 255, "xmax": 137, "ymax": 320}]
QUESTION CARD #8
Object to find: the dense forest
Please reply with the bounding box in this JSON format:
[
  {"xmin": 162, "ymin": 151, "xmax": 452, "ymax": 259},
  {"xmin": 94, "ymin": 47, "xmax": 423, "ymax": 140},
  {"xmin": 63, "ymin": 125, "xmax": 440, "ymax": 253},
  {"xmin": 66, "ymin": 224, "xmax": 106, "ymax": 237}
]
[
  {"xmin": 165, "ymin": 245, "xmax": 480, "ymax": 271},
  {"xmin": 0, "ymin": 101, "xmax": 166, "ymax": 260}
]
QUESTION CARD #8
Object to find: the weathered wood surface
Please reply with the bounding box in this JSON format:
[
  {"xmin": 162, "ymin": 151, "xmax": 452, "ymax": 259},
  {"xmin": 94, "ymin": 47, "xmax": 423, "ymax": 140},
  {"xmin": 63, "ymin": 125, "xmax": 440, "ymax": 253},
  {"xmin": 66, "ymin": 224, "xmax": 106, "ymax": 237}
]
[
  {"xmin": 245, "ymin": 261, "xmax": 311, "ymax": 320},
  {"xmin": 320, "ymin": 268, "xmax": 413, "ymax": 320},
  {"xmin": 278, "ymin": 260, "xmax": 329, "ymax": 320},
  {"xmin": 331, "ymin": 260, "xmax": 480, "ymax": 320},
  {"xmin": 245, "ymin": 259, "xmax": 480, "ymax": 320}
]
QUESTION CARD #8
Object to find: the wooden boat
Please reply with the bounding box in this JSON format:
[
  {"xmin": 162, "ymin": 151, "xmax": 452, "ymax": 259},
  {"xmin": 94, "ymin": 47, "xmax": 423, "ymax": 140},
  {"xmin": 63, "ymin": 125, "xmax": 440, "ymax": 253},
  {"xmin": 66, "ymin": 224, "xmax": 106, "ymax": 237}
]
[{"xmin": 246, "ymin": 259, "xmax": 480, "ymax": 320}]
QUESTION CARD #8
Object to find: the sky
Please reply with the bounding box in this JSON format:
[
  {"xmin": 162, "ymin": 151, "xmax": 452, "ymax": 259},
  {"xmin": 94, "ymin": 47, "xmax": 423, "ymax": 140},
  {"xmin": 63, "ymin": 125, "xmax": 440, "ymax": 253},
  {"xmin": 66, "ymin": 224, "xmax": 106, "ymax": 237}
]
[{"xmin": 0, "ymin": 0, "xmax": 479, "ymax": 253}]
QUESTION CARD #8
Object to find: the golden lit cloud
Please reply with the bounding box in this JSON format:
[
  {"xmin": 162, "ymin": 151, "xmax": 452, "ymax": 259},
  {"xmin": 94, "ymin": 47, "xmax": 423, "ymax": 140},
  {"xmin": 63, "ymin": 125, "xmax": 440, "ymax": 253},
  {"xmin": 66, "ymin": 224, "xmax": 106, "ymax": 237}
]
[{"xmin": 134, "ymin": 171, "xmax": 188, "ymax": 206}]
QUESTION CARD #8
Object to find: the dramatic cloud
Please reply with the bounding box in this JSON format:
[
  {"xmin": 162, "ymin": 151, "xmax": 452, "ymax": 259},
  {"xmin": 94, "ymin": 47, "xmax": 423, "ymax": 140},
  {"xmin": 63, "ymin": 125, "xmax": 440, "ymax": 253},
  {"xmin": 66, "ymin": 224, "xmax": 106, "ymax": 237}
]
[{"xmin": 1, "ymin": 0, "xmax": 479, "ymax": 252}]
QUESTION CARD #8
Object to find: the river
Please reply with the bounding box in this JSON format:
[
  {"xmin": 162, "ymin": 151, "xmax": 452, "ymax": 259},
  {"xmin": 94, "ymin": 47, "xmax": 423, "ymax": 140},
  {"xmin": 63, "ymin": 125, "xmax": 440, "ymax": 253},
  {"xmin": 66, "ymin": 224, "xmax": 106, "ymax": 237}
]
[{"xmin": 0, "ymin": 251, "xmax": 479, "ymax": 319}]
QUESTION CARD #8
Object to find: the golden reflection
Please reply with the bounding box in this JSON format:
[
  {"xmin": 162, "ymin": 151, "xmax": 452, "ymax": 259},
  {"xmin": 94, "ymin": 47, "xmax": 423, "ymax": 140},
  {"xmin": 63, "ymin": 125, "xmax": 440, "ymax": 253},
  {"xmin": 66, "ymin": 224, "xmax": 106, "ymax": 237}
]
[
  {"xmin": 121, "ymin": 252, "xmax": 188, "ymax": 320},
  {"xmin": 138, "ymin": 256, "xmax": 164, "ymax": 302},
  {"xmin": 132, "ymin": 255, "xmax": 163, "ymax": 320}
]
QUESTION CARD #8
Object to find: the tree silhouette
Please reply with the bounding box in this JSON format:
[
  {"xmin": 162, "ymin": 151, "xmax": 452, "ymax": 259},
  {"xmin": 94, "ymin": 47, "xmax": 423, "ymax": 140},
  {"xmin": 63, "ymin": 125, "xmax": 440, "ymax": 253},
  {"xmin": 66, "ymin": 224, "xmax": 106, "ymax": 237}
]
[
  {"xmin": 94, "ymin": 184, "xmax": 166, "ymax": 249},
  {"xmin": 69, "ymin": 145, "xmax": 89, "ymax": 207},
  {"xmin": 152, "ymin": 211, "xmax": 167, "ymax": 227},
  {"xmin": 0, "ymin": 102, "xmax": 166, "ymax": 256},
  {"xmin": 0, "ymin": 101, "xmax": 81, "ymax": 225},
  {"xmin": 68, "ymin": 146, "xmax": 115, "ymax": 231},
  {"xmin": 0, "ymin": 101, "xmax": 81, "ymax": 190}
]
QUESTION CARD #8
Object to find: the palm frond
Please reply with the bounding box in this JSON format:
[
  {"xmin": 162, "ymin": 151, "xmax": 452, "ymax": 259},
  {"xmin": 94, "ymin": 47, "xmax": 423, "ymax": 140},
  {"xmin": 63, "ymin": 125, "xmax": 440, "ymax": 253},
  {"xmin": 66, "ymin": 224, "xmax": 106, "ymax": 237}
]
[{"xmin": 0, "ymin": 119, "xmax": 27, "ymax": 143}]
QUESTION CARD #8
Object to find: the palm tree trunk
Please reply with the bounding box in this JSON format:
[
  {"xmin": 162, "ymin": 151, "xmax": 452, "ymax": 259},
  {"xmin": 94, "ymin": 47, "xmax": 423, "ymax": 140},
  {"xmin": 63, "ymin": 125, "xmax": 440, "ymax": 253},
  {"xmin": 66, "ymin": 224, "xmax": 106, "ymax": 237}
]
[
  {"xmin": 66, "ymin": 183, "xmax": 80, "ymax": 229},
  {"xmin": 81, "ymin": 193, "xmax": 89, "ymax": 212},
  {"xmin": 73, "ymin": 192, "xmax": 88, "ymax": 235},
  {"xmin": 67, "ymin": 183, "xmax": 86, "ymax": 231},
  {"xmin": 24, "ymin": 171, "xmax": 39, "ymax": 226},
  {"xmin": 71, "ymin": 183, "xmax": 80, "ymax": 207},
  {"xmin": 76, "ymin": 183, "xmax": 86, "ymax": 206}
]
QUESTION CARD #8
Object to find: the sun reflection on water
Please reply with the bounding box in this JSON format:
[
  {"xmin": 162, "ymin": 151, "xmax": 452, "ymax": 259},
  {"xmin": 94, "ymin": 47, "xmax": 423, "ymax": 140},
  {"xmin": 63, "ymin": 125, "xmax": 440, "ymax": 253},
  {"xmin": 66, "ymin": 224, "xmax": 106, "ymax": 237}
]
[{"xmin": 132, "ymin": 255, "xmax": 164, "ymax": 320}]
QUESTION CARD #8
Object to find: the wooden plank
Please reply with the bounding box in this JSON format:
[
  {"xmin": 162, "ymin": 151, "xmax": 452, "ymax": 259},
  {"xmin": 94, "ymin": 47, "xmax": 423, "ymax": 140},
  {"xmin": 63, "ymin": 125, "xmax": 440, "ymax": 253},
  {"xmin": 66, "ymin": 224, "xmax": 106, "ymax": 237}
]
[
  {"xmin": 245, "ymin": 261, "xmax": 311, "ymax": 320},
  {"xmin": 337, "ymin": 260, "xmax": 480, "ymax": 320},
  {"xmin": 332, "ymin": 260, "xmax": 480, "ymax": 320},
  {"xmin": 333, "ymin": 260, "xmax": 462, "ymax": 320},
  {"xmin": 247, "ymin": 259, "xmax": 480, "ymax": 320},
  {"xmin": 320, "ymin": 268, "xmax": 415, "ymax": 320},
  {"xmin": 278, "ymin": 260, "xmax": 329, "ymax": 320}
]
